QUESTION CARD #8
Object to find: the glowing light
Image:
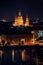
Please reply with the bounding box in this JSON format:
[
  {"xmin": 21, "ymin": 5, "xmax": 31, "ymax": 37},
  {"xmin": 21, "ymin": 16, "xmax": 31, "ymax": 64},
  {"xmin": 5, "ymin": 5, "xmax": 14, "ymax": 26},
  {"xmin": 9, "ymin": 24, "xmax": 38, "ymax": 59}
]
[
  {"xmin": 0, "ymin": 51, "xmax": 3, "ymax": 58},
  {"xmin": 22, "ymin": 50, "xmax": 26, "ymax": 61},
  {"xmin": 1, "ymin": 19, "xmax": 7, "ymax": 22},
  {"xmin": 20, "ymin": 38, "xmax": 25, "ymax": 45},
  {"xmin": 13, "ymin": 11, "xmax": 30, "ymax": 27},
  {"xmin": 38, "ymin": 31, "xmax": 43, "ymax": 37},
  {"xmin": 12, "ymin": 50, "xmax": 14, "ymax": 62},
  {"xmin": 13, "ymin": 11, "xmax": 23, "ymax": 27},
  {"xmin": 25, "ymin": 16, "xmax": 29, "ymax": 26}
]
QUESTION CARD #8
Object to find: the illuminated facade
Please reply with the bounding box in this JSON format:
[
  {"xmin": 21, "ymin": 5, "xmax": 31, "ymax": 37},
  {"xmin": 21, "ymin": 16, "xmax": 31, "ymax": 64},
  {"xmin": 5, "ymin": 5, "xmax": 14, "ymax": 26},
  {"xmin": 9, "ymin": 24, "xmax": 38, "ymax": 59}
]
[
  {"xmin": 0, "ymin": 31, "xmax": 43, "ymax": 46},
  {"xmin": 13, "ymin": 11, "xmax": 30, "ymax": 27},
  {"xmin": 13, "ymin": 11, "xmax": 23, "ymax": 26},
  {"xmin": 25, "ymin": 16, "xmax": 29, "ymax": 26}
]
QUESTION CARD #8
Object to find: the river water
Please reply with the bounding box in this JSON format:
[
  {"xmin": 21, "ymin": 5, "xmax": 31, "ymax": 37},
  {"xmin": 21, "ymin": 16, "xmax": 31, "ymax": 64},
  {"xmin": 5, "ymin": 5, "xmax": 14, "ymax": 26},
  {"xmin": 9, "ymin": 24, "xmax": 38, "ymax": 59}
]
[{"xmin": 0, "ymin": 47, "xmax": 40, "ymax": 65}]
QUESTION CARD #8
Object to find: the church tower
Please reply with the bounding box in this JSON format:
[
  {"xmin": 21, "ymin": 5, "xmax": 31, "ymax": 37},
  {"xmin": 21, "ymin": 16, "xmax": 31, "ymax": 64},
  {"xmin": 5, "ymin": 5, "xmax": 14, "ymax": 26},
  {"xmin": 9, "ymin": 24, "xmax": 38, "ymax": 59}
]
[{"xmin": 25, "ymin": 16, "xmax": 29, "ymax": 26}]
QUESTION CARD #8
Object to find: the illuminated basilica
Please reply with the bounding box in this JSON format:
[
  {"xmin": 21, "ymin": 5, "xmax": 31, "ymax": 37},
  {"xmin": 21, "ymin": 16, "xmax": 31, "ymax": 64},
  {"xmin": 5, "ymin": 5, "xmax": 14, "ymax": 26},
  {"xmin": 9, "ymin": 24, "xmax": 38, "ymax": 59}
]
[{"xmin": 13, "ymin": 11, "xmax": 30, "ymax": 27}]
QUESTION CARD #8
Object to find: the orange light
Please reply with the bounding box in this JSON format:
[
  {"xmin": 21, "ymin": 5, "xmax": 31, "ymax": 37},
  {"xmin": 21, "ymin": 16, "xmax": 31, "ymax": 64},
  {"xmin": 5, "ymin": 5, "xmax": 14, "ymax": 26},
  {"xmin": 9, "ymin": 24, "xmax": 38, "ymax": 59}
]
[{"xmin": 13, "ymin": 11, "xmax": 30, "ymax": 27}]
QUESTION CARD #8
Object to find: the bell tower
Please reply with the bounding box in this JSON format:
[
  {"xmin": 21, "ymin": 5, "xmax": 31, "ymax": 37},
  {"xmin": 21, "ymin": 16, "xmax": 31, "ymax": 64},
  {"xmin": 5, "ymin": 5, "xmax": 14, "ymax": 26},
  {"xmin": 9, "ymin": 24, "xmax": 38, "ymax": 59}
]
[{"xmin": 25, "ymin": 16, "xmax": 29, "ymax": 26}]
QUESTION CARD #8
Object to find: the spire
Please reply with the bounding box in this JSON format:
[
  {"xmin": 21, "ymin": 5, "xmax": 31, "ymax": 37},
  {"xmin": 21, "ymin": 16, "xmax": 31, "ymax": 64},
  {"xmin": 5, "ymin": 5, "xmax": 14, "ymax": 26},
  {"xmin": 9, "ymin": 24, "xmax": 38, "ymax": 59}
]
[
  {"xmin": 26, "ymin": 15, "xmax": 29, "ymax": 22},
  {"xmin": 18, "ymin": 11, "xmax": 21, "ymax": 16},
  {"xmin": 25, "ymin": 15, "xmax": 29, "ymax": 26}
]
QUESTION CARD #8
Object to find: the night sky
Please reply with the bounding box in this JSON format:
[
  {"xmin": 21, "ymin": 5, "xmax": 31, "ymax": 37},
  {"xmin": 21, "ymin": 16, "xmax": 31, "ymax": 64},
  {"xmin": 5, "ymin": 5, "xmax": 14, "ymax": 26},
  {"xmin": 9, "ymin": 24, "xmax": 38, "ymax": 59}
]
[{"xmin": 0, "ymin": 0, "xmax": 43, "ymax": 21}]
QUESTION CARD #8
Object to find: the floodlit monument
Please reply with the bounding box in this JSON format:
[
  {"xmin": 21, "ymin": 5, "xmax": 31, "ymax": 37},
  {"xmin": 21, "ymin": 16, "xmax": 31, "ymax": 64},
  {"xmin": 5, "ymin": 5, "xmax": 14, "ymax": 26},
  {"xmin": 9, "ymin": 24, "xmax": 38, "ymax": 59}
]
[
  {"xmin": 25, "ymin": 16, "xmax": 29, "ymax": 26},
  {"xmin": 13, "ymin": 11, "xmax": 30, "ymax": 27}
]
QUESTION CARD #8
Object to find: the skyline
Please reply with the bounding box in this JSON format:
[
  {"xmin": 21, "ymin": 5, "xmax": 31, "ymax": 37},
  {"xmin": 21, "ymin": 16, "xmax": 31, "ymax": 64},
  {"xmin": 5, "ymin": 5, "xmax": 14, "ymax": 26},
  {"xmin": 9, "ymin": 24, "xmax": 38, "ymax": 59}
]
[{"xmin": 0, "ymin": 0, "xmax": 43, "ymax": 21}]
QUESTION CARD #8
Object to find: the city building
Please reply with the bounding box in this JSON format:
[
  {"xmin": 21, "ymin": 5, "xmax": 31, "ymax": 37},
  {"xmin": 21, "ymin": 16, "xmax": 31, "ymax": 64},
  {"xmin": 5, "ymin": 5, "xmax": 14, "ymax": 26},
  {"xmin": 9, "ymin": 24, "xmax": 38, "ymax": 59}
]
[
  {"xmin": 13, "ymin": 11, "xmax": 30, "ymax": 27},
  {"xmin": 25, "ymin": 16, "xmax": 29, "ymax": 26}
]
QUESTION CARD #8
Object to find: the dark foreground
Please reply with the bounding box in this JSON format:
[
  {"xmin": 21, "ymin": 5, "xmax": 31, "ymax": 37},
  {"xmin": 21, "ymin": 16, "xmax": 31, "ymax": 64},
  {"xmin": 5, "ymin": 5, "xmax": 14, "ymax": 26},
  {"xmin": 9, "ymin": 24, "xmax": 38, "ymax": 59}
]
[{"xmin": 0, "ymin": 45, "xmax": 43, "ymax": 65}]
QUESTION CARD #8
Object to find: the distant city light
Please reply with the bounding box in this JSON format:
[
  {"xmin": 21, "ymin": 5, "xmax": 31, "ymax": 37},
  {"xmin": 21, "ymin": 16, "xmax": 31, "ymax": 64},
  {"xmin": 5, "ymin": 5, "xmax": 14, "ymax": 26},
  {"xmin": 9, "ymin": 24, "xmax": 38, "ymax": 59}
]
[
  {"xmin": 38, "ymin": 31, "xmax": 43, "ymax": 37},
  {"xmin": 1, "ymin": 19, "xmax": 7, "ymax": 22}
]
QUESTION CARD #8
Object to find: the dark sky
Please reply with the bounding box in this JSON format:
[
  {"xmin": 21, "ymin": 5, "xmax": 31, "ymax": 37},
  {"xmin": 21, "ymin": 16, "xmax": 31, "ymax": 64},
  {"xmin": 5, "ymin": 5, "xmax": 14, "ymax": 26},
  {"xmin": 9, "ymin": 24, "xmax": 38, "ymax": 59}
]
[{"xmin": 0, "ymin": 0, "xmax": 43, "ymax": 20}]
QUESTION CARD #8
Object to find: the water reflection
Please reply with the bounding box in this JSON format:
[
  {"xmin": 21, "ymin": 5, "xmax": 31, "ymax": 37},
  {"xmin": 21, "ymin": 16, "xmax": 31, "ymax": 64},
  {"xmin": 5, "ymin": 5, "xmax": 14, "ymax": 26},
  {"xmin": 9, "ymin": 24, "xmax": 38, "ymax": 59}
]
[
  {"xmin": 0, "ymin": 50, "xmax": 3, "ymax": 57},
  {"xmin": 0, "ymin": 47, "xmax": 42, "ymax": 65},
  {"xmin": 22, "ymin": 50, "xmax": 29, "ymax": 61},
  {"xmin": 12, "ymin": 50, "xmax": 14, "ymax": 62},
  {"xmin": 0, "ymin": 49, "xmax": 30, "ymax": 63},
  {"xmin": 0, "ymin": 50, "xmax": 3, "ymax": 64}
]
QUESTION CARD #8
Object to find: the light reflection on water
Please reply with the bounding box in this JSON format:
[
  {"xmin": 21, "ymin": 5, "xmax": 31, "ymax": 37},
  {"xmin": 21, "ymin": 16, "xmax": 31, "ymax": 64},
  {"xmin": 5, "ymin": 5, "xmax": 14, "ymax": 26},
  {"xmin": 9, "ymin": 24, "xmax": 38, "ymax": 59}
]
[
  {"xmin": 0, "ymin": 50, "xmax": 3, "ymax": 64},
  {"xmin": 0, "ymin": 49, "xmax": 29, "ymax": 62},
  {"xmin": 12, "ymin": 49, "xmax": 14, "ymax": 62},
  {"xmin": 0, "ymin": 50, "xmax": 3, "ymax": 57},
  {"xmin": 22, "ymin": 50, "xmax": 27, "ymax": 61},
  {"xmin": 11, "ymin": 50, "xmax": 27, "ymax": 62},
  {"xmin": 0, "ymin": 49, "xmax": 40, "ymax": 65}
]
